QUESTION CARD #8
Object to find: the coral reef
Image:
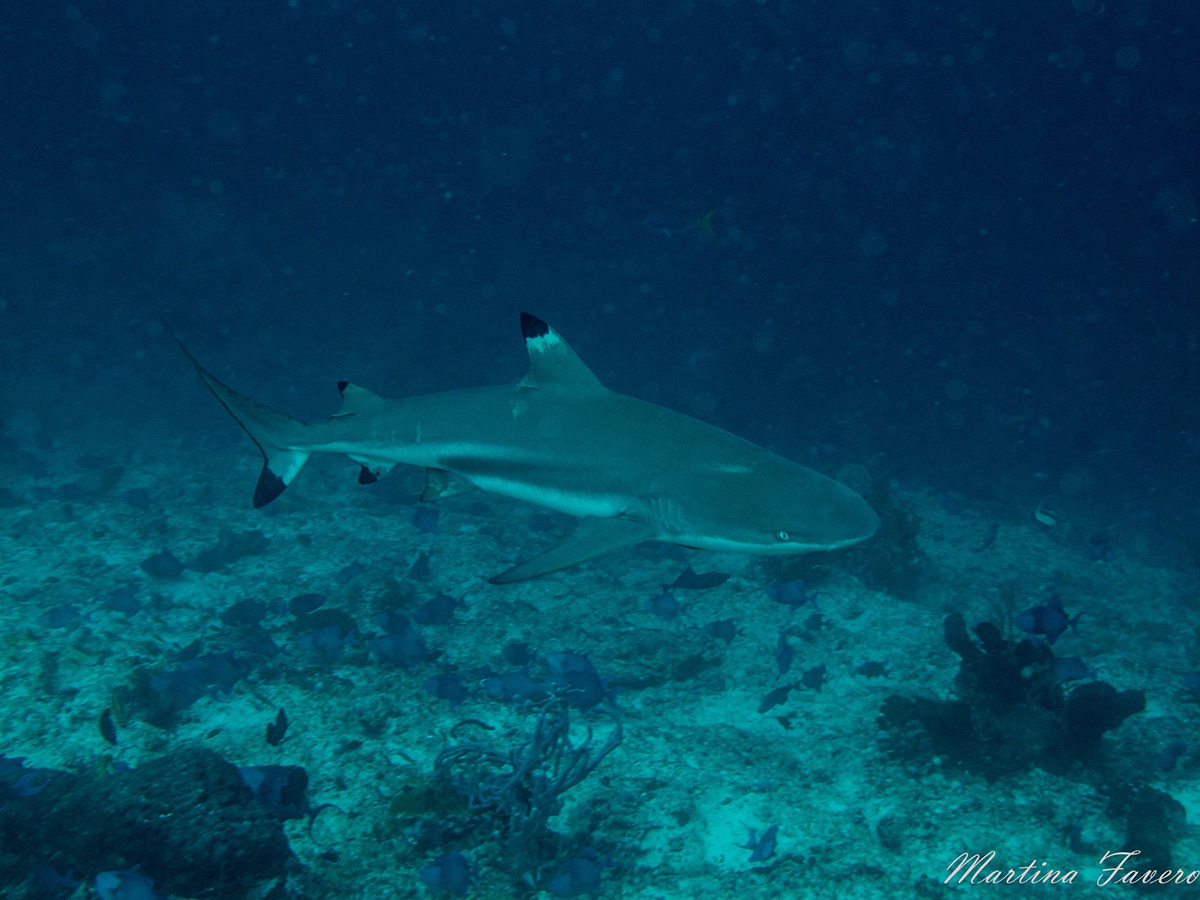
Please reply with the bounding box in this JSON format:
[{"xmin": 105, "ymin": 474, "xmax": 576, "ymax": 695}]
[
  {"xmin": 879, "ymin": 613, "xmax": 1144, "ymax": 779},
  {"xmin": 0, "ymin": 747, "xmax": 291, "ymax": 896}
]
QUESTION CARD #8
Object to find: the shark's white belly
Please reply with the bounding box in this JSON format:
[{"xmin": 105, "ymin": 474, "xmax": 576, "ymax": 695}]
[
  {"xmin": 321, "ymin": 435, "xmax": 632, "ymax": 520},
  {"xmin": 464, "ymin": 474, "xmax": 628, "ymax": 519}
]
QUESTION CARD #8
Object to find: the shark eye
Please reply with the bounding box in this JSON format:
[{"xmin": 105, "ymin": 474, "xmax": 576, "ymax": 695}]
[{"xmin": 776, "ymin": 531, "xmax": 791, "ymax": 542}]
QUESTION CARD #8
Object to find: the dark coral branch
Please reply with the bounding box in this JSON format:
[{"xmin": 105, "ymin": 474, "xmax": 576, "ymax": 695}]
[{"xmin": 433, "ymin": 696, "xmax": 622, "ymax": 883}]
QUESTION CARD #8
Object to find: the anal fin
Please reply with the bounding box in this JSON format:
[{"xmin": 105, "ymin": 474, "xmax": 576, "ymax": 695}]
[{"xmin": 489, "ymin": 515, "xmax": 656, "ymax": 584}]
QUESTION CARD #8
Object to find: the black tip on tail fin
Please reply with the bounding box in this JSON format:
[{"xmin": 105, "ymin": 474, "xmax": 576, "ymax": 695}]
[
  {"xmin": 253, "ymin": 467, "xmax": 287, "ymax": 508},
  {"xmin": 172, "ymin": 333, "xmax": 313, "ymax": 508},
  {"xmin": 520, "ymin": 312, "xmax": 550, "ymax": 340}
]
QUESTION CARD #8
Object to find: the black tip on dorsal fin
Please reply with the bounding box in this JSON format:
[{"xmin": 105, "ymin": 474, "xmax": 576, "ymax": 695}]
[
  {"xmin": 337, "ymin": 380, "xmax": 349, "ymax": 394},
  {"xmin": 516, "ymin": 312, "xmax": 604, "ymax": 392},
  {"xmin": 521, "ymin": 312, "xmax": 550, "ymax": 340}
]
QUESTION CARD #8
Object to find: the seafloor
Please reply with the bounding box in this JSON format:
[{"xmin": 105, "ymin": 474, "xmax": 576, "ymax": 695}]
[{"xmin": 1, "ymin": 420, "xmax": 1196, "ymax": 900}]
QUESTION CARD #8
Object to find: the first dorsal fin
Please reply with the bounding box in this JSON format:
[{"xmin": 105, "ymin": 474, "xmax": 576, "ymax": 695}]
[
  {"xmin": 518, "ymin": 313, "xmax": 605, "ymax": 392},
  {"xmin": 331, "ymin": 381, "xmax": 385, "ymax": 418}
]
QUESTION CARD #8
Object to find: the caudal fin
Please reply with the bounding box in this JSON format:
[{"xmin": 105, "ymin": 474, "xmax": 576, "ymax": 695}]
[{"xmin": 175, "ymin": 338, "xmax": 311, "ymax": 507}]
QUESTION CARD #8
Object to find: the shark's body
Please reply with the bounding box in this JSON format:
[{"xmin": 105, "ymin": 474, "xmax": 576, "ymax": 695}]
[{"xmin": 183, "ymin": 313, "xmax": 879, "ymax": 583}]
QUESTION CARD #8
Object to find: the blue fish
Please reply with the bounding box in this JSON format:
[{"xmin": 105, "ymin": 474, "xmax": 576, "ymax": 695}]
[
  {"xmin": 411, "ymin": 505, "xmax": 440, "ymax": 534},
  {"xmin": 482, "ymin": 666, "xmax": 547, "ymax": 704},
  {"xmin": 95, "ymin": 871, "xmax": 166, "ymax": 900},
  {"xmin": 412, "ymin": 592, "xmax": 463, "ymax": 625},
  {"xmin": 424, "ymin": 673, "xmax": 469, "ymax": 707},
  {"xmin": 155, "ymin": 650, "xmax": 250, "ymax": 703},
  {"xmin": 1159, "ymin": 741, "xmax": 1188, "ymax": 772},
  {"xmin": 138, "ymin": 651, "xmax": 253, "ymax": 728},
  {"xmin": 801, "ymin": 662, "xmax": 827, "ymax": 691},
  {"xmin": 408, "ymin": 550, "xmax": 432, "ymax": 580},
  {"xmin": 100, "ymin": 583, "xmax": 143, "ymax": 616},
  {"xmin": 335, "ymin": 560, "xmax": 370, "ymax": 583},
  {"xmin": 1087, "ymin": 533, "xmax": 1118, "ymax": 562},
  {"xmin": 502, "ymin": 639, "xmax": 532, "ymax": 666},
  {"xmin": 375, "ymin": 610, "xmax": 411, "ymax": 634},
  {"xmin": 757, "ymin": 683, "xmax": 798, "ymax": 714},
  {"xmin": 221, "ymin": 598, "xmax": 267, "ymax": 629},
  {"xmin": 367, "ymin": 629, "xmax": 430, "ymax": 668},
  {"xmin": 139, "ymin": 549, "xmax": 185, "ymax": 578},
  {"xmin": 239, "ymin": 765, "xmax": 313, "ymax": 821},
  {"xmin": 646, "ymin": 590, "xmax": 684, "ymax": 619},
  {"xmin": 1014, "ymin": 593, "xmax": 1081, "ymax": 645},
  {"xmin": 766, "ymin": 578, "xmax": 819, "ymax": 610},
  {"xmin": 36, "ymin": 604, "xmax": 84, "ymax": 630},
  {"xmin": 419, "ymin": 853, "xmax": 471, "ymax": 896},
  {"xmin": 1, "ymin": 771, "xmax": 48, "ymax": 809},
  {"xmin": 547, "ymin": 848, "xmax": 605, "ymax": 897},
  {"xmin": 30, "ymin": 862, "xmax": 81, "ymax": 899},
  {"xmin": 703, "ymin": 619, "xmax": 741, "ymax": 644},
  {"xmin": 288, "ymin": 592, "xmax": 327, "ymax": 616},
  {"xmin": 776, "ymin": 633, "xmax": 794, "ymax": 676},
  {"xmin": 369, "ymin": 613, "xmax": 430, "ymax": 665},
  {"xmin": 1052, "ymin": 656, "xmax": 1098, "ymax": 683},
  {"xmin": 238, "ymin": 764, "xmax": 333, "ymax": 840},
  {"xmin": 295, "ymin": 624, "xmax": 353, "ymax": 660},
  {"xmin": 546, "ymin": 650, "xmax": 610, "ymax": 711},
  {"xmin": 739, "ymin": 823, "xmax": 778, "ymax": 862}
]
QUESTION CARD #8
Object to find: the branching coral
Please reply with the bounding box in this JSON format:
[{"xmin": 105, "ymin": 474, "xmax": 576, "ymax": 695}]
[{"xmin": 433, "ymin": 697, "xmax": 622, "ymax": 887}]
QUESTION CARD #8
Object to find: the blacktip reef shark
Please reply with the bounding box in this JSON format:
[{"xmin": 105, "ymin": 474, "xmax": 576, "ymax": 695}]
[{"xmin": 180, "ymin": 313, "xmax": 880, "ymax": 584}]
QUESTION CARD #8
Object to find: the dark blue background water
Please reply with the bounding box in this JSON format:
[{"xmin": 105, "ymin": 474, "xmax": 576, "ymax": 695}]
[{"xmin": 1, "ymin": 1, "xmax": 1197, "ymax": 561}]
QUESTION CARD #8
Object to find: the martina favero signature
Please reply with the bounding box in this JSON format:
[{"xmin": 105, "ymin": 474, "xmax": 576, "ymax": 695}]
[{"xmin": 946, "ymin": 850, "xmax": 1200, "ymax": 887}]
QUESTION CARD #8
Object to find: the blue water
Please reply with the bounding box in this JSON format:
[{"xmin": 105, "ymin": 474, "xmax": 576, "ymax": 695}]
[{"xmin": 0, "ymin": 2, "xmax": 1197, "ymax": 898}]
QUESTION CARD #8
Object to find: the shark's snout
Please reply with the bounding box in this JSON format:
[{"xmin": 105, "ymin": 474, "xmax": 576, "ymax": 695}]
[
  {"xmin": 776, "ymin": 477, "xmax": 881, "ymax": 552},
  {"xmin": 823, "ymin": 481, "xmax": 881, "ymax": 548},
  {"xmin": 849, "ymin": 489, "xmax": 882, "ymax": 541}
]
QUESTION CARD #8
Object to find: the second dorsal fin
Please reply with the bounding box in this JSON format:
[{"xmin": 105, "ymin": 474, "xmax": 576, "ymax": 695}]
[{"xmin": 331, "ymin": 381, "xmax": 385, "ymax": 418}]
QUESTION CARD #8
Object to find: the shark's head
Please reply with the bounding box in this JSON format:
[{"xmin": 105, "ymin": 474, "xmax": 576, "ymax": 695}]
[
  {"xmin": 766, "ymin": 472, "xmax": 882, "ymax": 553},
  {"xmin": 673, "ymin": 458, "xmax": 881, "ymax": 555}
]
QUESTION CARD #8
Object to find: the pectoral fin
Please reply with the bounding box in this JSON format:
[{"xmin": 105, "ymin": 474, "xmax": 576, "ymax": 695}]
[{"xmin": 489, "ymin": 516, "xmax": 656, "ymax": 584}]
